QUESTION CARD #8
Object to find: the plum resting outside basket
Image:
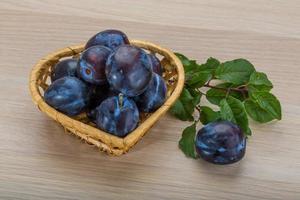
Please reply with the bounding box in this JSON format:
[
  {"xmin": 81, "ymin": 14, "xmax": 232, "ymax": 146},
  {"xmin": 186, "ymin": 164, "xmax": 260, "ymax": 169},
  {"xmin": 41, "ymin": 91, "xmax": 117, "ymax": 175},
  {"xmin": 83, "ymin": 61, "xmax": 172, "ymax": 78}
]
[{"xmin": 29, "ymin": 40, "xmax": 184, "ymax": 156}]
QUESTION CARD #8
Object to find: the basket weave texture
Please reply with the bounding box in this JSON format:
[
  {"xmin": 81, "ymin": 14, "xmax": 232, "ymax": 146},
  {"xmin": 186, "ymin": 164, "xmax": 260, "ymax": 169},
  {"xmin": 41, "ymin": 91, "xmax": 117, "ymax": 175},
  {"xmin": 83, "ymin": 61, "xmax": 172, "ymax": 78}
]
[{"xmin": 29, "ymin": 40, "xmax": 184, "ymax": 155}]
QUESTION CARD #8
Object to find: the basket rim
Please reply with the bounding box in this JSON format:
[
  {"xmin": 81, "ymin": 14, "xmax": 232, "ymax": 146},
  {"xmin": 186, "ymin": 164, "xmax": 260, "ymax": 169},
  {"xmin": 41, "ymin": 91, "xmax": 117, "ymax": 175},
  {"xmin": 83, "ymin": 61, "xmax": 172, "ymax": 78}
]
[{"xmin": 29, "ymin": 39, "xmax": 184, "ymax": 153}]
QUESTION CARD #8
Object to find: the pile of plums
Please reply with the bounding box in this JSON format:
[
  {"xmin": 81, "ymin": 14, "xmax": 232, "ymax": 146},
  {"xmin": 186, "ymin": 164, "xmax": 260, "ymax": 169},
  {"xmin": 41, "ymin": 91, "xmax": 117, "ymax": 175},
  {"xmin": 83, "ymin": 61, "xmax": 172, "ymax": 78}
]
[{"xmin": 44, "ymin": 29, "xmax": 167, "ymax": 137}]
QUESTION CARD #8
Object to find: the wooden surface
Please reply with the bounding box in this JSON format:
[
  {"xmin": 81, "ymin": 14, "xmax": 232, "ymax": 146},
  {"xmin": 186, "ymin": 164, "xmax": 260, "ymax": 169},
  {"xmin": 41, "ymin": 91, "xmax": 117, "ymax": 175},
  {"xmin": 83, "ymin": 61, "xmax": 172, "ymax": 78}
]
[{"xmin": 1, "ymin": 1, "xmax": 300, "ymax": 199}]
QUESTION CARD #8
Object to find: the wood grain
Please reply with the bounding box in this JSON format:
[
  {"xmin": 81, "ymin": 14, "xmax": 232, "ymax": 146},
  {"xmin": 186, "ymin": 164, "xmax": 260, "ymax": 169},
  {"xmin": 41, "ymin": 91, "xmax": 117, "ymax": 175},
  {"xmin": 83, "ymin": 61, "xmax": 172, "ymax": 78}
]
[{"xmin": 0, "ymin": 1, "xmax": 299, "ymax": 199}]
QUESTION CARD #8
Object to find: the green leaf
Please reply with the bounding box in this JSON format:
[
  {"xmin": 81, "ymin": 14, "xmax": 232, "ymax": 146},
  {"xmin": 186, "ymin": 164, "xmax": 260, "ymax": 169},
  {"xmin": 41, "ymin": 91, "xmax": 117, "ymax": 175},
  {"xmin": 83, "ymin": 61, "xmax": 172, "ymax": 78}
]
[
  {"xmin": 244, "ymin": 100, "xmax": 275, "ymax": 123},
  {"xmin": 179, "ymin": 123, "xmax": 197, "ymax": 158},
  {"xmin": 219, "ymin": 99, "xmax": 236, "ymax": 123},
  {"xmin": 251, "ymin": 91, "xmax": 282, "ymax": 120},
  {"xmin": 198, "ymin": 57, "xmax": 220, "ymax": 73},
  {"xmin": 187, "ymin": 87, "xmax": 201, "ymax": 106},
  {"xmin": 170, "ymin": 101, "xmax": 193, "ymax": 121},
  {"xmin": 219, "ymin": 96, "xmax": 251, "ymax": 135},
  {"xmin": 206, "ymin": 88, "xmax": 227, "ymax": 105},
  {"xmin": 174, "ymin": 53, "xmax": 191, "ymax": 67},
  {"xmin": 248, "ymin": 85, "xmax": 264, "ymax": 97},
  {"xmin": 249, "ymin": 71, "xmax": 273, "ymax": 91},
  {"xmin": 175, "ymin": 53, "xmax": 198, "ymax": 73},
  {"xmin": 200, "ymin": 106, "xmax": 220, "ymax": 125},
  {"xmin": 205, "ymin": 57, "xmax": 220, "ymax": 70},
  {"xmin": 215, "ymin": 59, "xmax": 255, "ymax": 85},
  {"xmin": 170, "ymin": 88, "xmax": 198, "ymax": 121},
  {"xmin": 249, "ymin": 71, "xmax": 273, "ymax": 87},
  {"xmin": 187, "ymin": 71, "xmax": 212, "ymax": 88},
  {"xmin": 206, "ymin": 83, "xmax": 245, "ymax": 105},
  {"xmin": 248, "ymin": 84, "xmax": 273, "ymax": 100}
]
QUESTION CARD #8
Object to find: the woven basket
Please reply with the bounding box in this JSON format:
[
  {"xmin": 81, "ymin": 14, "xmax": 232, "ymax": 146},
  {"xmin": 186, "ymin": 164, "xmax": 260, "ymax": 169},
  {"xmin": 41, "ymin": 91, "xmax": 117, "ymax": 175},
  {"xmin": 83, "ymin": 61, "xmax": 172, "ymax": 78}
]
[{"xmin": 29, "ymin": 40, "xmax": 184, "ymax": 155}]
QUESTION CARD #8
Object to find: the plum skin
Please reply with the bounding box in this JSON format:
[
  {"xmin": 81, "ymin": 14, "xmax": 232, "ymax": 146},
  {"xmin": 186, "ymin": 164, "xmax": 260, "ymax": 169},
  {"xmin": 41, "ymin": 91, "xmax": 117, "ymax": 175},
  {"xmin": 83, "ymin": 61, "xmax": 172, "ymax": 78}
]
[
  {"xmin": 106, "ymin": 45, "xmax": 153, "ymax": 97},
  {"xmin": 44, "ymin": 77, "xmax": 90, "ymax": 116},
  {"xmin": 195, "ymin": 121, "xmax": 246, "ymax": 165},
  {"xmin": 134, "ymin": 73, "xmax": 167, "ymax": 112},
  {"xmin": 95, "ymin": 95, "xmax": 139, "ymax": 137},
  {"xmin": 148, "ymin": 54, "xmax": 163, "ymax": 76},
  {"xmin": 85, "ymin": 29, "xmax": 129, "ymax": 50},
  {"xmin": 51, "ymin": 58, "xmax": 78, "ymax": 82},
  {"xmin": 77, "ymin": 45, "xmax": 111, "ymax": 85}
]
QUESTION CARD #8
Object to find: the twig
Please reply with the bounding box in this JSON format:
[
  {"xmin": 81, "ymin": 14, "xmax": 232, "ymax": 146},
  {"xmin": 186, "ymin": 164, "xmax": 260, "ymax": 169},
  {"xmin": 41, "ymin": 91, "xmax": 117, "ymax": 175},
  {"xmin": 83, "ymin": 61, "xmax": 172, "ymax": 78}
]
[{"xmin": 195, "ymin": 88, "xmax": 206, "ymax": 96}]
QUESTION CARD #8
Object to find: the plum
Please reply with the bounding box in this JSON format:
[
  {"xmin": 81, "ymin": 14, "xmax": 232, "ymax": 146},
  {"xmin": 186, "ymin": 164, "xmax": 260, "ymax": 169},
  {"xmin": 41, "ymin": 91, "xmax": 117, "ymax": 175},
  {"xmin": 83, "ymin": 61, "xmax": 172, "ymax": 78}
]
[
  {"xmin": 51, "ymin": 58, "xmax": 78, "ymax": 82},
  {"xmin": 77, "ymin": 45, "xmax": 111, "ymax": 85},
  {"xmin": 148, "ymin": 54, "xmax": 163, "ymax": 76},
  {"xmin": 44, "ymin": 77, "xmax": 90, "ymax": 116},
  {"xmin": 195, "ymin": 121, "xmax": 246, "ymax": 165},
  {"xmin": 106, "ymin": 45, "xmax": 153, "ymax": 97},
  {"xmin": 134, "ymin": 73, "xmax": 167, "ymax": 112},
  {"xmin": 85, "ymin": 29, "xmax": 129, "ymax": 50},
  {"xmin": 95, "ymin": 94, "xmax": 139, "ymax": 137}
]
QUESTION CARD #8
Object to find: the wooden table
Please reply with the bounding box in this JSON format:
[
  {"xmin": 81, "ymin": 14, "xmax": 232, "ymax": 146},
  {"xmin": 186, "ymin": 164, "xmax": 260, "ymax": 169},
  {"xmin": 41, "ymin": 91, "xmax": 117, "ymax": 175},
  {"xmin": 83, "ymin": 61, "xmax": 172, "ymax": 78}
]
[{"xmin": 1, "ymin": 1, "xmax": 299, "ymax": 199}]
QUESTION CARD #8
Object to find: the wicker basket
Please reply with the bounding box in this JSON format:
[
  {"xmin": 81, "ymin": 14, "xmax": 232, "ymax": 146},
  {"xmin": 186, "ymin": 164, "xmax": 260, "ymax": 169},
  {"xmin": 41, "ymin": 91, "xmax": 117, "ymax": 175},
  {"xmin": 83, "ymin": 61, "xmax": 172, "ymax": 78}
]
[{"xmin": 29, "ymin": 40, "xmax": 184, "ymax": 155}]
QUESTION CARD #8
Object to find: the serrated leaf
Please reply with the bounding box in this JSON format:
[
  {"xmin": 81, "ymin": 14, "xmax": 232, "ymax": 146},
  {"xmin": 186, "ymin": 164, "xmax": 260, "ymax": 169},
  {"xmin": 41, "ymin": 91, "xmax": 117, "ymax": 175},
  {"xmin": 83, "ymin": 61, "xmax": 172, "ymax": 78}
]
[
  {"xmin": 200, "ymin": 106, "xmax": 220, "ymax": 125},
  {"xmin": 248, "ymin": 85, "xmax": 258, "ymax": 95},
  {"xmin": 206, "ymin": 83, "xmax": 245, "ymax": 105},
  {"xmin": 205, "ymin": 57, "xmax": 220, "ymax": 70},
  {"xmin": 206, "ymin": 88, "xmax": 227, "ymax": 105},
  {"xmin": 187, "ymin": 71, "xmax": 212, "ymax": 88},
  {"xmin": 170, "ymin": 88, "xmax": 198, "ymax": 121},
  {"xmin": 175, "ymin": 53, "xmax": 198, "ymax": 73},
  {"xmin": 219, "ymin": 96, "xmax": 251, "ymax": 135},
  {"xmin": 249, "ymin": 71, "xmax": 273, "ymax": 87},
  {"xmin": 244, "ymin": 99, "xmax": 275, "ymax": 123},
  {"xmin": 215, "ymin": 59, "xmax": 255, "ymax": 85},
  {"xmin": 179, "ymin": 123, "xmax": 197, "ymax": 158},
  {"xmin": 251, "ymin": 91, "xmax": 282, "ymax": 120},
  {"xmin": 248, "ymin": 85, "xmax": 270, "ymax": 97},
  {"xmin": 187, "ymin": 87, "xmax": 201, "ymax": 106},
  {"xmin": 174, "ymin": 53, "xmax": 190, "ymax": 66},
  {"xmin": 219, "ymin": 99, "xmax": 236, "ymax": 123},
  {"xmin": 249, "ymin": 71, "xmax": 273, "ymax": 92},
  {"xmin": 198, "ymin": 57, "xmax": 220, "ymax": 73},
  {"xmin": 249, "ymin": 84, "xmax": 272, "ymax": 92},
  {"xmin": 170, "ymin": 101, "xmax": 193, "ymax": 121}
]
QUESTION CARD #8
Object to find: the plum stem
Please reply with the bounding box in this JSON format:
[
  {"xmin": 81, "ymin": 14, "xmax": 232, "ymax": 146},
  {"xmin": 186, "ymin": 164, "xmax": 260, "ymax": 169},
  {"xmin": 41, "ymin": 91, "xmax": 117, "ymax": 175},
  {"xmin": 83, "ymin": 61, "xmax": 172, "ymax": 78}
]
[
  {"xmin": 195, "ymin": 88, "xmax": 206, "ymax": 96},
  {"xmin": 118, "ymin": 93, "xmax": 124, "ymax": 109}
]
